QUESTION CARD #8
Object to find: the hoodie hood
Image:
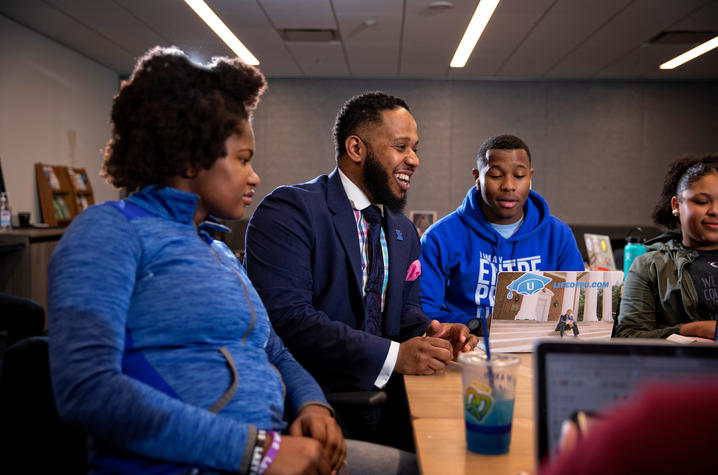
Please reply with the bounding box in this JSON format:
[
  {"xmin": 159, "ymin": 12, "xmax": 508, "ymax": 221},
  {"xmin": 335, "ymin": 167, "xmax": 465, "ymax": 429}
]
[
  {"xmin": 456, "ymin": 187, "xmax": 550, "ymax": 244},
  {"xmin": 418, "ymin": 186, "xmax": 585, "ymax": 325}
]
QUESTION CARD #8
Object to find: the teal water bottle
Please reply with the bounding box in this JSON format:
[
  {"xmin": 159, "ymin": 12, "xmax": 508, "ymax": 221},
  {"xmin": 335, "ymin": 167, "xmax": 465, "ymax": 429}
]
[{"xmin": 623, "ymin": 227, "xmax": 646, "ymax": 278}]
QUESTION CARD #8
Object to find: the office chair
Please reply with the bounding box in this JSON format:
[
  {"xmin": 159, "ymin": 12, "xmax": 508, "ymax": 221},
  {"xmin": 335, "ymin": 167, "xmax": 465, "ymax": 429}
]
[
  {"xmin": 326, "ymin": 390, "xmax": 388, "ymax": 408},
  {"xmin": 611, "ymin": 286, "xmax": 623, "ymax": 338},
  {"xmin": 0, "ymin": 293, "xmax": 46, "ymax": 351},
  {"xmin": 327, "ymin": 377, "xmax": 414, "ymax": 453},
  {"xmin": 0, "ymin": 336, "xmax": 87, "ymax": 473},
  {"xmin": 325, "ymin": 389, "xmax": 388, "ymax": 443}
]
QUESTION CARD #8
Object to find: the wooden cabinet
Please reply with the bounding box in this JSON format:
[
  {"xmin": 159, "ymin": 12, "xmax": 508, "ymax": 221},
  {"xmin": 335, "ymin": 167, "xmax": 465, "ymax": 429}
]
[
  {"xmin": 35, "ymin": 163, "xmax": 95, "ymax": 226},
  {"xmin": 0, "ymin": 228, "xmax": 64, "ymax": 315}
]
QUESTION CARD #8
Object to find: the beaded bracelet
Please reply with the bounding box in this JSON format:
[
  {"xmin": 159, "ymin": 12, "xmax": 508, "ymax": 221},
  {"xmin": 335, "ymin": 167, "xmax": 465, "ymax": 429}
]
[
  {"xmin": 258, "ymin": 431, "xmax": 281, "ymax": 475},
  {"xmin": 248, "ymin": 430, "xmax": 267, "ymax": 475}
]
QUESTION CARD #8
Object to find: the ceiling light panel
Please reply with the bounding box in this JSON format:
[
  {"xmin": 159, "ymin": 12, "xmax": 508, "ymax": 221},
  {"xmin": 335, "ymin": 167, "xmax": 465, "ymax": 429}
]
[
  {"xmin": 119, "ymin": 0, "xmax": 233, "ymax": 56},
  {"xmin": 184, "ymin": 0, "xmax": 259, "ymax": 64},
  {"xmin": 181, "ymin": 0, "xmax": 301, "ymax": 75},
  {"xmin": 660, "ymin": 35, "xmax": 718, "ymax": 69},
  {"xmin": 450, "ymin": 0, "xmax": 501, "ymax": 68},
  {"xmin": 401, "ymin": 0, "xmax": 478, "ymax": 75},
  {"xmin": 447, "ymin": 11, "xmax": 541, "ymax": 77},
  {"xmin": 598, "ymin": 43, "xmax": 718, "ymax": 79}
]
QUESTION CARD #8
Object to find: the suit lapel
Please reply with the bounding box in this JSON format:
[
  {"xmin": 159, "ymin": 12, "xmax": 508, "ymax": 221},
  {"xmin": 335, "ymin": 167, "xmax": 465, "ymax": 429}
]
[{"xmin": 327, "ymin": 170, "xmax": 363, "ymax": 298}]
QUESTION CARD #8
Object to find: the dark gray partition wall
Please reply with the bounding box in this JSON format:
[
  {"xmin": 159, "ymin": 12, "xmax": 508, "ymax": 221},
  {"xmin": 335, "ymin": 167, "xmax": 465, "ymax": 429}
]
[{"xmin": 249, "ymin": 79, "xmax": 718, "ymax": 228}]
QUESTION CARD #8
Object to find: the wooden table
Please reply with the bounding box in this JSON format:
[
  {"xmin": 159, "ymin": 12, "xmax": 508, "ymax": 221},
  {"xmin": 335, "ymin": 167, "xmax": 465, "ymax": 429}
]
[{"xmin": 404, "ymin": 353, "xmax": 535, "ymax": 475}]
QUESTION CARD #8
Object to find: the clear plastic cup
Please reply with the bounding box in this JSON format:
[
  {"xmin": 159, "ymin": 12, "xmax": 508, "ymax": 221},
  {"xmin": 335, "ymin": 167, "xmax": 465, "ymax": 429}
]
[{"xmin": 458, "ymin": 352, "xmax": 520, "ymax": 455}]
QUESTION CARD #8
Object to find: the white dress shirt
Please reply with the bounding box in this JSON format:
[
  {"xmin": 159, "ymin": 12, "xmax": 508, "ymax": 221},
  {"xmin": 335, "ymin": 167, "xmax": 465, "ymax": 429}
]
[{"xmin": 338, "ymin": 168, "xmax": 399, "ymax": 389}]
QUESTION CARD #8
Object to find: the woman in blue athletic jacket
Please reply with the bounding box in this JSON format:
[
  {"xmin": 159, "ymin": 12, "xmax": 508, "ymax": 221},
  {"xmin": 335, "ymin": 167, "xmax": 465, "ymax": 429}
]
[{"xmin": 48, "ymin": 47, "xmax": 344, "ymax": 475}]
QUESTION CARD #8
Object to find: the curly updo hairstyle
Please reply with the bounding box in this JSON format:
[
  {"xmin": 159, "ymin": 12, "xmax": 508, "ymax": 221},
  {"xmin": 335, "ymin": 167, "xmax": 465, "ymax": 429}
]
[
  {"xmin": 652, "ymin": 154, "xmax": 718, "ymax": 229},
  {"xmin": 102, "ymin": 46, "xmax": 266, "ymax": 192}
]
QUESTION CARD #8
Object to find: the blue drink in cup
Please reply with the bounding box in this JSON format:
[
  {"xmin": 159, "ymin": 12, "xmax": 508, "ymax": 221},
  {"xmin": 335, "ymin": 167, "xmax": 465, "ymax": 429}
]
[{"xmin": 458, "ymin": 353, "xmax": 520, "ymax": 455}]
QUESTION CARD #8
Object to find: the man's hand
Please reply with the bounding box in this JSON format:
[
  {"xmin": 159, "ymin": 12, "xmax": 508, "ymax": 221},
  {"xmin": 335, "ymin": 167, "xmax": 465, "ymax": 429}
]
[
  {"xmin": 395, "ymin": 335, "xmax": 453, "ymax": 375},
  {"xmin": 426, "ymin": 320, "xmax": 478, "ymax": 357},
  {"xmin": 680, "ymin": 321, "xmax": 717, "ymax": 339},
  {"xmin": 264, "ymin": 435, "xmax": 331, "ymax": 475},
  {"xmin": 288, "ymin": 405, "xmax": 345, "ymax": 471}
]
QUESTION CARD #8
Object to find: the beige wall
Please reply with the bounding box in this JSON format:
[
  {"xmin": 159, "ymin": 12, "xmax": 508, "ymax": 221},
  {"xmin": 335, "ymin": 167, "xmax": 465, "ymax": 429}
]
[
  {"xmin": 249, "ymin": 78, "xmax": 718, "ymax": 228},
  {"xmin": 0, "ymin": 15, "xmax": 119, "ymax": 223}
]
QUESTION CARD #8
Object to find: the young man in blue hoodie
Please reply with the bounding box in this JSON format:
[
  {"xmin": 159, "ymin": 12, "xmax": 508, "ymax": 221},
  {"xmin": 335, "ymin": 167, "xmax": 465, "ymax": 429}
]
[{"xmin": 419, "ymin": 134, "xmax": 584, "ymax": 326}]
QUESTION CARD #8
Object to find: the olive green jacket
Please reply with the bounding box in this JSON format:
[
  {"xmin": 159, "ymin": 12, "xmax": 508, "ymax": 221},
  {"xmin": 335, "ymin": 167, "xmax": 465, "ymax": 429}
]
[{"xmin": 616, "ymin": 233, "xmax": 701, "ymax": 338}]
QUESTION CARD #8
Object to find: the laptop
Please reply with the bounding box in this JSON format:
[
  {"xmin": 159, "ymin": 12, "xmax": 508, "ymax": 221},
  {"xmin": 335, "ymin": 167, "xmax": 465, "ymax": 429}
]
[
  {"xmin": 583, "ymin": 233, "xmax": 616, "ymax": 270},
  {"xmin": 534, "ymin": 339, "xmax": 718, "ymax": 462},
  {"xmin": 487, "ymin": 271, "xmax": 622, "ymax": 353}
]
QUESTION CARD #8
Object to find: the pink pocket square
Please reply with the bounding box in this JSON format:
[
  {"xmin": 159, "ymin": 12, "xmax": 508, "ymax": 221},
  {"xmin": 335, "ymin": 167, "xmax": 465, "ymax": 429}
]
[{"xmin": 405, "ymin": 259, "xmax": 421, "ymax": 282}]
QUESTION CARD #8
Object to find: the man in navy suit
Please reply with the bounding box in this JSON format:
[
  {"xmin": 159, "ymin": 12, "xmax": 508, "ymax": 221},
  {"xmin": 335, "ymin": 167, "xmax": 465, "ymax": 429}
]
[{"xmin": 246, "ymin": 92, "xmax": 476, "ymax": 448}]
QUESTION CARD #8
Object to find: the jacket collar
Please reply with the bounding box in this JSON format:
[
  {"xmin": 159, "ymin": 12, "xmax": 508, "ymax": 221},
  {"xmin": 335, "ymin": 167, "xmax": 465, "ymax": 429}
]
[
  {"xmin": 646, "ymin": 232, "xmax": 699, "ymax": 258},
  {"xmin": 126, "ymin": 185, "xmax": 199, "ymax": 225}
]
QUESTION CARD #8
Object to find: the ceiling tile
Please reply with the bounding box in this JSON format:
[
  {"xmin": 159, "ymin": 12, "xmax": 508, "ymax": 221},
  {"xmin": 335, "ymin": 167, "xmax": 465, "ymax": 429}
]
[
  {"xmin": 497, "ymin": 0, "xmax": 634, "ymax": 77},
  {"xmin": 285, "ymin": 41, "xmax": 349, "ymax": 76},
  {"xmin": 547, "ymin": 0, "xmax": 711, "ymax": 78},
  {"xmin": 344, "ymin": 42, "xmax": 399, "ymax": 76},
  {"xmin": 258, "ymin": 0, "xmax": 336, "ymax": 29},
  {"xmin": 671, "ymin": 0, "xmax": 718, "ymax": 30},
  {"xmin": 0, "ymin": 0, "xmax": 137, "ymax": 71},
  {"xmin": 1, "ymin": 0, "xmax": 716, "ymax": 79},
  {"xmin": 400, "ymin": 0, "xmax": 477, "ymax": 76}
]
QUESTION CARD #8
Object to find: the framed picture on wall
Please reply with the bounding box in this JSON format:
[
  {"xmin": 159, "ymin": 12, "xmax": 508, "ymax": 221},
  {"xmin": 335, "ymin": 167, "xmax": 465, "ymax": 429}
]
[{"xmin": 409, "ymin": 210, "xmax": 437, "ymax": 237}]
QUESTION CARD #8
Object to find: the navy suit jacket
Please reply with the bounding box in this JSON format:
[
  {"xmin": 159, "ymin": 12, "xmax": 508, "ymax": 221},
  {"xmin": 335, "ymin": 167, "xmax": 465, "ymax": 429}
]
[{"xmin": 245, "ymin": 169, "xmax": 430, "ymax": 392}]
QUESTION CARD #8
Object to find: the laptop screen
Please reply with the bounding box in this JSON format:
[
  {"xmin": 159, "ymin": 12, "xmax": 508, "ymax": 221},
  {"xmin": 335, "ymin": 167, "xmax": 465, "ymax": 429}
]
[{"xmin": 535, "ymin": 339, "xmax": 718, "ymax": 461}]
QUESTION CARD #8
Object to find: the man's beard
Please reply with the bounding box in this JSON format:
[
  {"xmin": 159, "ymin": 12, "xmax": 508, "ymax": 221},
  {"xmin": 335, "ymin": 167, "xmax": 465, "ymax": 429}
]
[{"xmin": 363, "ymin": 148, "xmax": 407, "ymax": 214}]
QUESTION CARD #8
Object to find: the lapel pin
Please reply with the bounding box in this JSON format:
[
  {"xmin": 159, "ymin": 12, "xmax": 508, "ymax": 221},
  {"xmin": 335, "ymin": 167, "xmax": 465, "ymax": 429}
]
[{"xmin": 395, "ymin": 229, "xmax": 403, "ymax": 240}]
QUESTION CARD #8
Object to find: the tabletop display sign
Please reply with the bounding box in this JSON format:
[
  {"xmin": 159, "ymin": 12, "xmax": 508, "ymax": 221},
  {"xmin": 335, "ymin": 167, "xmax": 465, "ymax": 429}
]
[{"xmin": 488, "ymin": 271, "xmax": 621, "ymax": 353}]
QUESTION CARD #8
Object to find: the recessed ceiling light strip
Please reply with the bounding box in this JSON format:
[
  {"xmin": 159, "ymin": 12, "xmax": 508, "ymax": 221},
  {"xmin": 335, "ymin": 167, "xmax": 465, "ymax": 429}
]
[
  {"xmin": 450, "ymin": 0, "xmax": 500, "ymax": 68},
  {"xmin": 660, "ymin": 35, "xmax": 718, "ymax": 70},
  {"xmin": 184, "ymin": 0, "xmax": 260, "ymax": 65}
]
